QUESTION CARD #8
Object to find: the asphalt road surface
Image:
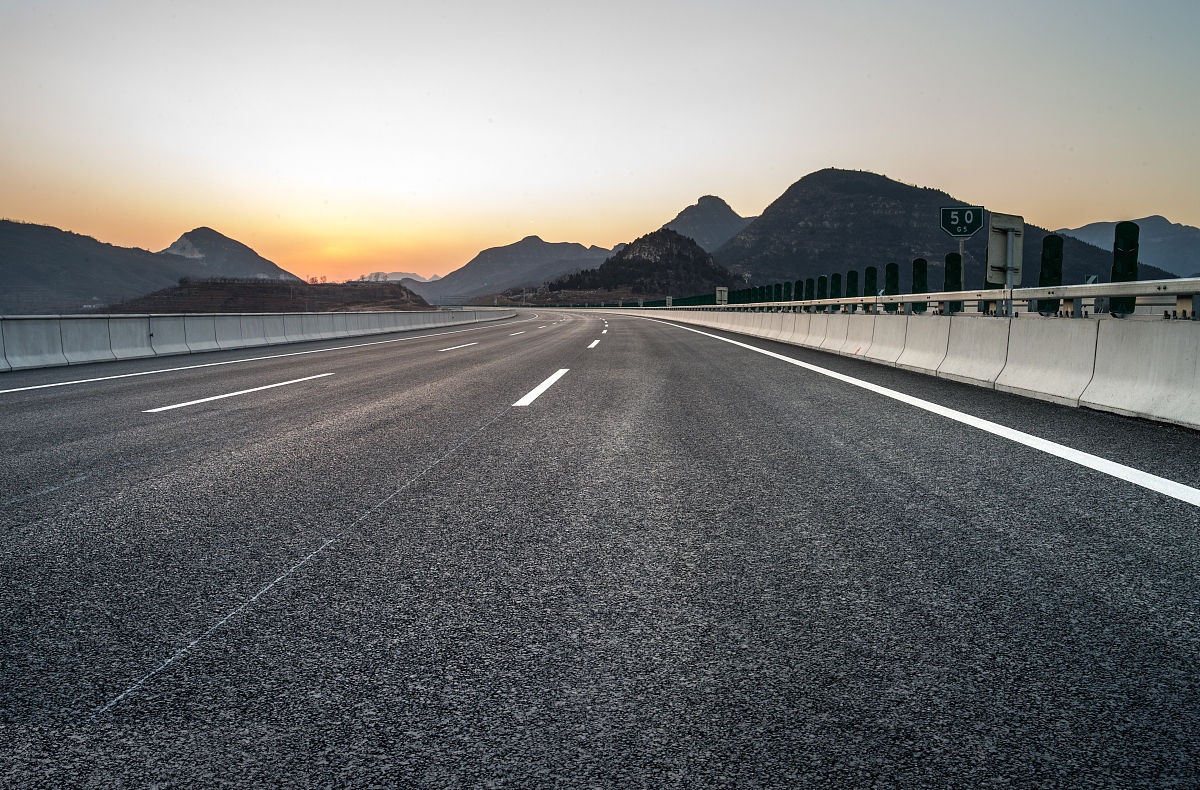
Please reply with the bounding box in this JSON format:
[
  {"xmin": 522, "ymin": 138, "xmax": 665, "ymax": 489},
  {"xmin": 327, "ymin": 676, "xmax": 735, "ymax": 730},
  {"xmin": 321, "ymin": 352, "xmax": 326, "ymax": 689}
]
[{"xmin": 3, "ymin": 310, "xmax": 1198, "ymax": 787}]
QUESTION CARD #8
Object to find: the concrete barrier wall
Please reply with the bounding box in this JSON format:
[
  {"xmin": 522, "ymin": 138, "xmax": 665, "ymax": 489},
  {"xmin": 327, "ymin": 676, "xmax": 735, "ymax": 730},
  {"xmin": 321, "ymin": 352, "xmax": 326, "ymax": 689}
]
[
  {"xmin": 332, "ymin": 313, "xmax": 351, "ymax": 338},
  {"xmin": 864, "ymin": 314, "xmax": 907, "ymax": 364},
  {"xmin": 937, "ymin": 316, "xmax": 1010, "ymax": 387},
  {"xmin": 150, "ymin": 316, "xmax": 189, "ymax": 356},
  {"xmin": 185, "ymin": 315, "xmax": 220, "ymax": 353},
  {"xmin": 840, "ymin": 314, "xmax": 874, "ymax": 357},
  {"xmin": 820, "ymin": 314, "xmax": 850, "ymax": 353},
  {"xmin": 108, "ymin": 316, "xmax": 156, "ymax": 360},
  {"xmin": 214, "ymin": 315, "xmax": 249, "ymax": 350},
  {"xmin": 996, "ymin": 317, "xmax": 1098, "ymax": 406},
  {"xmin": 240, "ymin": 315, "xmax": 268, "ymax": 348},
  {"xmin": 804, "ymin": 313, "xmax": 830, "ymax": 348},
  {"xmin": 262, "ymin": 315, "xmax": 288, "ymax": 345},
  {"xmin": 284, "ymin": 314, "xmax": 305, "ymax": 342},
  {"xmin": 605, "ymin": 307, "xmax": 1198, "ymax": 432},
  {"xmin": 61, "ymin": 317, "xmax": 117, "ymax": 364},
  {"xmin": 895, "ymin": 316, "xmax": 950, "ymax": 375},
  {"xmin": 0, "ymin": 310, "xmax": 515, "ymax": 373},
  {"xmin": 3, "ymin": 317, "xmax": 69, "ymax": 370},
  {"xmin": 1081, "ymin": 320, "xmax": 1200, "ymax": 430}
]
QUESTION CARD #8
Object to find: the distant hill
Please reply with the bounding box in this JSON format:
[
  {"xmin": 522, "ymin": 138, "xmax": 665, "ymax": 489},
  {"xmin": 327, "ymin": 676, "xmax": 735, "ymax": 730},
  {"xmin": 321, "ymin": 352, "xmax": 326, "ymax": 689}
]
[
  {"xmin": 662, "ymin": 195, "xmax": 754, "ymax": 251},
  {"xmin": 548, "ymin": 228, "xmax": 739, "ymax": 299},
  {"xmin": 103, "ymin": 279, "xmax": 428, "ymax": 313},
  {"xmin": 404, "ymin": 235, "xmax": 612, "ymax": 304},
  {"xmin": 1057, "ymin": 215, "xmax": 1200, "ymax": 277},
  {"xmin": 0, "ymin": 220, "xmax": 301, "ymax": 314},
  {"xmin": 159, "ymin": 227, "xmax": 301, "ymax": 282},
  {"xmin": 714, "ymin": 169, "xmax": 1175, "ymax": 290}
]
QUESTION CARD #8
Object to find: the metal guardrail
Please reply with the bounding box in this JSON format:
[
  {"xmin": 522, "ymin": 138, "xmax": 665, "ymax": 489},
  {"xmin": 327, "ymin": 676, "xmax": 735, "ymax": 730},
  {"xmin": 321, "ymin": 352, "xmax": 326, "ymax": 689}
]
[{"xmin": 641, "ymin": 278, "xmax": 1200, "ymax": 319}]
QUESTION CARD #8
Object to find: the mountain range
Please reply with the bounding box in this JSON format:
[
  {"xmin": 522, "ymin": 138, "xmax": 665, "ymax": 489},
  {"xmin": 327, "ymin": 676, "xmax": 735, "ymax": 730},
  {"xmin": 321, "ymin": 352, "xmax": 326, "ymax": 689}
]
[
  {"xmin": 1057, "ymin": 215, "xmax": 1200, "ymax": 278},
  {"xmin": 4, "ymin": 169, "xmax": 1193, "ymax": 314},
  {"xmin": 402, "ymin": 236, "xmax": 614, "ymax": 304},
  {"xmin": 711, "ymin": 169, "xmax": 1176, "ymax": 292},
  {"xmin": 0, "ymin": 222, "xmax": 300, "ymax": 314}
]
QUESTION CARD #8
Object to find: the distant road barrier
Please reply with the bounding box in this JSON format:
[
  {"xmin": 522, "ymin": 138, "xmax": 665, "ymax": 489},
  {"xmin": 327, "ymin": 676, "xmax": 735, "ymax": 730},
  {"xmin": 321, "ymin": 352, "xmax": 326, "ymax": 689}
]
[
  {"xmin": 592, "ymin": 278, "xmax": 1200, "ymax": 431},
  {"xmin": 0, "ymin": 309, "xmax": 515, "ymax": 373}
]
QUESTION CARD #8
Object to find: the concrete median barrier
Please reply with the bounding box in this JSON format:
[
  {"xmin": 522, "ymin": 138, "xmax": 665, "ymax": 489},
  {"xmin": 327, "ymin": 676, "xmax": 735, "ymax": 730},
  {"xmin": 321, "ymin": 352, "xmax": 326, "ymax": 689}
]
[
  {"xmin": 1080, "ymin": 319, "xmax": 1200, "ymax": 429},
  {"xmin": 214, "ymin": 315, "xmax": 250, "ymax": 350},
  {"xmin": 1, "ymin": 309, "xmax": 515, "ymax": 373},
  {"xmin": 262, "ymin": 315, "xmax": 288, "ymax": 345},
  {"xmin": 3, "ymin": 317, "xmax": 69, "ymax": 369},
  {"xmin": 184, "ymin": 315, "xmax": 220, "ymax": 353},
  {"xmin": 150, "ymin": 316, "xmax": 189, "ymax": 356},
  {"xmin": 240, "ymin": 315, "xmax": 269, "ymax": 348},
  {"xmin": 895, "ymin": 315, "xmax": 950, "ymax": 375},
  {"xmin": 840, "ymin": 314, "xmax": 875, "ymax": 357},
  {"xmin": 61, "ymin": 317, "xmax": 117, "ymax": 365},
  {"xmin": 332, "ymin": 312, "xmax": 351, "ymax": 338},
  {"xmin": 864, "ymin": 314, "xmax": 907, "ymax": 364},
  {"xmin": 936, "ymin": 316, "xmax": 1010, "ymax": 387},
  {"xmin": 996, "ymin": 317, "xmax": 1098, "ymax": 406},
  {"xmin": 820, "ymin": 313, "xmax": 850, "ymax": 352},
  {"xmin": 108, "ymin": 316, "xmax": 156, "ymax": 360},
  {"xmin": 283, "ymin": 313, "xmax": 304, "ymax": 342},
  {"xmin": 804, "ymin": 313, "xmax": 830, "ymax": 348}
]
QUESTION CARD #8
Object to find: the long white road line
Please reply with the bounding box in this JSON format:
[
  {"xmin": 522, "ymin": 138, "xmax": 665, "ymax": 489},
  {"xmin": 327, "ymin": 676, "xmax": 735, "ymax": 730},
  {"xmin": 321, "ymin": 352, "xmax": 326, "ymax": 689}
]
[
  {"xmin": 646, "ymin": 317, "xmax": 1200, "ymax": 508},
  {"xmin": 142, "ymin": 373, "xmax": 335, "ymax": 413}
]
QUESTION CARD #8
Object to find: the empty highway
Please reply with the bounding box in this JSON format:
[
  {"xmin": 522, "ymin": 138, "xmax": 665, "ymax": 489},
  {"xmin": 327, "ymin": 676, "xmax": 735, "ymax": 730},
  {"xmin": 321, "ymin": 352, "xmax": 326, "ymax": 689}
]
[{"xmin": 3, "ymin": 310, "xmax": 1198, "ymax": 787}]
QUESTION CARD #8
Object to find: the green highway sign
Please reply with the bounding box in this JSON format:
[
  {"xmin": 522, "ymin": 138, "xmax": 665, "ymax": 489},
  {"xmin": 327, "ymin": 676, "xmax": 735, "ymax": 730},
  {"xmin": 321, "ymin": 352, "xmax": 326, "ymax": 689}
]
[{"xmin": 940, "ymin": 206, "xmax": 985, "ymax": 238}]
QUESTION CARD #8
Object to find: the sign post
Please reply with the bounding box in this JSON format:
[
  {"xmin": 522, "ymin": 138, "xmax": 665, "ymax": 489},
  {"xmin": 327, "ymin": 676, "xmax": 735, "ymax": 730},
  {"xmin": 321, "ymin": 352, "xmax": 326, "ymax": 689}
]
[{"xmin": 986, "ymin": 212, "xmax": 1024, "ymax": 316}]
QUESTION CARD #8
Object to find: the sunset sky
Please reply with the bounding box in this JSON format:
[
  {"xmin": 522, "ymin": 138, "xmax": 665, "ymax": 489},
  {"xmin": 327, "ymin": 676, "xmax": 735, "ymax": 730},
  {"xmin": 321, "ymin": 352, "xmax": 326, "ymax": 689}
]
[{"xmin": 2, "ymin": 0, "xmax": 1197, "ymax": 283}]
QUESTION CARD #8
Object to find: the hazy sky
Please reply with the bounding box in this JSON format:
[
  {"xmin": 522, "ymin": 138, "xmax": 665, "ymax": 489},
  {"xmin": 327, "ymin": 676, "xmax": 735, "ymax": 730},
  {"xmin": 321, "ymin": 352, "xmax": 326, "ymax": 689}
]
[{"xmin": 2, "ymin": 0, "xmax": 1197, "ymax": 281}]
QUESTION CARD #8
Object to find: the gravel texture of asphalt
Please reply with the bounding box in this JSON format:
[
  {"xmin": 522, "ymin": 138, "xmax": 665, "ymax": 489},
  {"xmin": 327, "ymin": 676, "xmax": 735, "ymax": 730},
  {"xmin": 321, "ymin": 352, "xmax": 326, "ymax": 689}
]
[{"xmin": 2, "ymin": 309, "xmax": 1198, "ymax": 787}]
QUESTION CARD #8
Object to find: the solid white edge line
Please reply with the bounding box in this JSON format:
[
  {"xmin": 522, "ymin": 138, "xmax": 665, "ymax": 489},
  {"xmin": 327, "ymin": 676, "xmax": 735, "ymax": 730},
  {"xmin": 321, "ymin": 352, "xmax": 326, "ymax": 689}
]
[
  {"xmin": 587, "ymin": 340, "xmax": 600, "ymax": 349},
  {"xmin": 513, "ymin": 369, "xmax": 570, "ymax": 407},
  {"xmin": 438, "ymin": 342, "xmax": 478, "ymax": 352},
  {"xmin": 641, "ymin": 317, "xmax": 1200, "ymax": 508},
  {"xmin": 142, "ymin": 373, "xmax": 335, "ymax": 413}
]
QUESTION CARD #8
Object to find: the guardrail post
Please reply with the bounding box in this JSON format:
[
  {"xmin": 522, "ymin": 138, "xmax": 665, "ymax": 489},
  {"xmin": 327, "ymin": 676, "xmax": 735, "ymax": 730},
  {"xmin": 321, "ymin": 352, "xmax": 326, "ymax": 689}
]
[
  {"xmin": 884, "ymin": 263, "xmax": 899, "ymax": 314},
  {"xmin": 1178, "ymin": 294, "xmax": 1199, "ymax": 320},
  {"xmin": 864, "ymin": 267, "xmax": 878, "ymax": 314},
  {"xmin": 912, "ymin": 258, "xmax": 928, "ymax": 314},
  {"xmin": 1110, "ymin": 221, "xmax": 1139, "ymax": 316},
  {"xmin": 817, "ymin": 275, "xmax": 828, "ymax": 312},
  {"xmin": 1037, "ymin": 234, "xmax": 1065, "ymax": 315},
  {"xmin": 943, "ymin": 252, "xmax": 963, "ymax": 314},
  {"xmin": 804, "ymin": 278, "xmax": 815, "ymax": 312},
  {"xmin": 830, "ymin": 273, "xmax": 843, "ymax": 312},
  {"xmin": 845, "ymin": 270, "xmax": 859, "ymax": 313}
]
